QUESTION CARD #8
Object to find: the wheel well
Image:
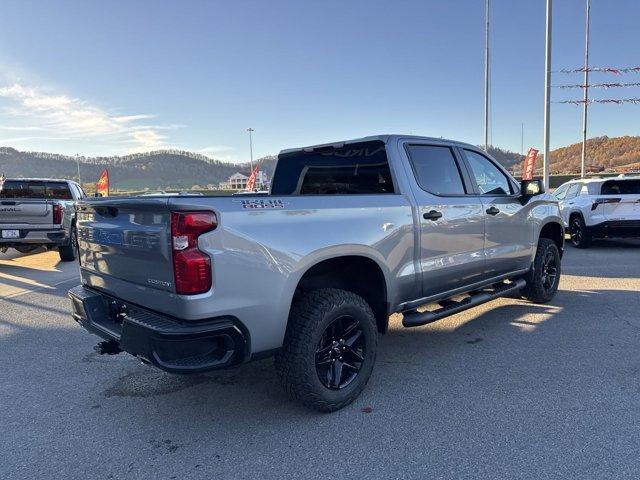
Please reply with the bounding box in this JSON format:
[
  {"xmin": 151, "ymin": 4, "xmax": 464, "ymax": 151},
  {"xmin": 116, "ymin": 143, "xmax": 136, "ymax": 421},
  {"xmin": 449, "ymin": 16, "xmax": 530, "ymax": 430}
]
[
  {"xmin": 539, "ymin": 222, "xmax": 564, "ymax": 256},
  {"xmin": 294, "ymin": 256, "xmax": 389, "ymax": 333}
]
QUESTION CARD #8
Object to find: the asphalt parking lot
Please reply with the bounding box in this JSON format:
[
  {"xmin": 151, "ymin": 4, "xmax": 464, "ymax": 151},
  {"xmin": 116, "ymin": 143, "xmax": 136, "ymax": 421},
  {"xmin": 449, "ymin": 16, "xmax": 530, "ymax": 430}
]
[{"xmin": 1, "ymin": 240, "xmax": 640, "ymax": 479}]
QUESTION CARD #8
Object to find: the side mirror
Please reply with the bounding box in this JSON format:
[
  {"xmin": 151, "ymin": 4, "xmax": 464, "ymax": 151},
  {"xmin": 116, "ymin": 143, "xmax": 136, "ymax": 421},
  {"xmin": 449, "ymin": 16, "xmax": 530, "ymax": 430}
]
[{"xmin": 520, "ymin": 179, "xmax": 544, "ymax": 202}]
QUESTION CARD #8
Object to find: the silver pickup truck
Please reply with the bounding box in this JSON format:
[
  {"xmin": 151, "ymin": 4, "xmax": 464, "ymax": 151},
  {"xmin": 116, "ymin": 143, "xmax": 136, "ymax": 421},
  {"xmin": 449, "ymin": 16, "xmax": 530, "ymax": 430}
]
[
  {"xmin": 69, "ymin": 135, "xmax": 564, "ymax": 411},
  {"xmin": 0, "ymin": 178, "xmax": 83, "ymax": 261}
]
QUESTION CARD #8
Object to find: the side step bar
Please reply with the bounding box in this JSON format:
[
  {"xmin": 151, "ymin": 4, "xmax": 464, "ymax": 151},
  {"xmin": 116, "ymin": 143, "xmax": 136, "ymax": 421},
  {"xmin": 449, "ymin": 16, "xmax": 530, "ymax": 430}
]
[{"xmin": 402, "ymin": 279, "xmax": 527, "ymax": 328}]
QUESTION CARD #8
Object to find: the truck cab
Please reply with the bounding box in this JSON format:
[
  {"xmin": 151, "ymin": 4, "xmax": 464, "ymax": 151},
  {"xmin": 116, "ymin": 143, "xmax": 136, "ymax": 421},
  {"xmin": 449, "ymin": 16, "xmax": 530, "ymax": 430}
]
[{"xmin": 0, "ymin": 178, "xmax": 84, "ymax": 261}]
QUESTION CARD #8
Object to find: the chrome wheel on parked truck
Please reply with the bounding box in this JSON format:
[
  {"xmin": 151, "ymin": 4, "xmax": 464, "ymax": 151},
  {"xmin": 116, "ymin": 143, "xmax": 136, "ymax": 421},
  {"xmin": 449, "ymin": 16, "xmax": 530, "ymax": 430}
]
[{"xmin": 275, "ymin": 288, "xmax": 377, "ymax": 412}]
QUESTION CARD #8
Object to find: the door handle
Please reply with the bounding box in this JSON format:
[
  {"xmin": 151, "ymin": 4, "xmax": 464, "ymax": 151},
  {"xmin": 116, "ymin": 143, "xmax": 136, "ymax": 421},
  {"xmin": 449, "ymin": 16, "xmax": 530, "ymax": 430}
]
[
  {"xmin": 486, "ymin": 206, "xmax": 500, "ymax": 216},
  {"xmin": 423, "ymin": 210, "xmax": 443, "ymax": 221}
]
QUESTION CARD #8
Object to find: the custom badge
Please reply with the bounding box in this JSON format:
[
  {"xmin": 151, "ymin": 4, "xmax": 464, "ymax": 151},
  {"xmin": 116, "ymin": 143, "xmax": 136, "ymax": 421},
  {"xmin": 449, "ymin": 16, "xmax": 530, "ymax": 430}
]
[{"xmin": 239, "ymin": 199, "xmax": 285, "ymax": 209}]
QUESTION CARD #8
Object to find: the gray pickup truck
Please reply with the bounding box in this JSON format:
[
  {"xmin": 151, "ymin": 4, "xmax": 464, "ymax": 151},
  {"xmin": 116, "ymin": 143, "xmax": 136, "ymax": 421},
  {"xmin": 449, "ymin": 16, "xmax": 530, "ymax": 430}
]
[
  {"xmin": 69, "ymin": 135, "xmax": 564, "ymax": 411},
  {"xmin": 0, "ymin": 178, "xmax": 83, "ymax": 261}
]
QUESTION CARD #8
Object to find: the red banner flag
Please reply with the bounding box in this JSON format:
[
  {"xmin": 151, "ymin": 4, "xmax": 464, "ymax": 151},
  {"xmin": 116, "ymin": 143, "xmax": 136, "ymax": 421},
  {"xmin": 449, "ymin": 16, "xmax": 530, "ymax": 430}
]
[
  {"xmin": 245, "ymin": 164, "xmax": 260, "ymax": 192},
  {"xmin": 522, "ymin": 148, "xmax": 538, "ymax": 181},
  {"xmin": 96, "ymin": 169, "xmax": 109, "ymax": 197}
]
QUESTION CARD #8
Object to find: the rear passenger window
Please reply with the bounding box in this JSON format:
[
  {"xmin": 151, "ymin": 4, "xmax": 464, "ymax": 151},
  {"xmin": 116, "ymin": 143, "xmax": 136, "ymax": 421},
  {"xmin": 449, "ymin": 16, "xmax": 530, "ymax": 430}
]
[
  {"xmin": 271, "ymin": 141, "xmax": 394, "ymax": 195},
  {"xmin": 406, "ymin": 145, "xmax": 466, "ymax": 195},
  {"xmin": 601, "ymin": 180, "xmax": 640, "ymax": 195}
]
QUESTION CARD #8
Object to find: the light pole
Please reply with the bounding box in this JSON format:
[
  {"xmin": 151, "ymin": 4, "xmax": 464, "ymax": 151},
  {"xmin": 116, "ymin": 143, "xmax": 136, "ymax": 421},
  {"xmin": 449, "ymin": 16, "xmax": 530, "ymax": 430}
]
[
  {"xmin": 76, "ymin": 154, "xmax": 82, "ymax": 184},
  {"xmin": 542, "ymin": 0, "xmax": 552, "ymax": 190},
  {"xmin": 483, "ymin": 0, "xmax": 490, "ymax": 151},
  {"xmin": 580, "ymin": 0, "xmax": 591, "ymax": 178},
  {"xmin": 246, "ymin": 128, "xmax": 254, "ymax": 172}
]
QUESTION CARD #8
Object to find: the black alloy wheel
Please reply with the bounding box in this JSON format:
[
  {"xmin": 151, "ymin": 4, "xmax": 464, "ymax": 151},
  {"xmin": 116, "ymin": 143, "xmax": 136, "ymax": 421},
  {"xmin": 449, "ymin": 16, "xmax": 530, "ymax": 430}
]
[
  {"xmin": 315, "ymin": 315, "xmax": 365, "ymax": 390},
  {"xmin": 540, "ymin": 250, "xmax": 559, "ymax": 292},
  {"xmin": 569, "ymin": 215, "xmax": 591, "ymax": 248},
  {"xmin": 570, "ymin": 217, "xmax": 583, "ymax": 245}
]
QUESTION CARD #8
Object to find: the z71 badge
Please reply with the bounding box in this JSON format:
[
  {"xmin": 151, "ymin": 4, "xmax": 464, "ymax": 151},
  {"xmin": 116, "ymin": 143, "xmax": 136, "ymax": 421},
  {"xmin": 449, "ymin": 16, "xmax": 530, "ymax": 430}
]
[{"xmin": 240, "ymin": 199, "xmax": 285, "ymax": 209}]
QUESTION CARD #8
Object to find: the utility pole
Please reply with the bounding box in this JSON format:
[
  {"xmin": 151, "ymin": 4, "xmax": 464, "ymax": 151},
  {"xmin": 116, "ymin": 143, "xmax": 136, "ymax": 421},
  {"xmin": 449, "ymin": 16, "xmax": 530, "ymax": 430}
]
[
  {"xmin": 542, "ymin": 0, "xmax": 552, "ymax": 189},
  {"xmin": 76, "ymin": 154, "xmax": 81, "ymax": 184},
  {"xmin": 246, "ymin": 128, "xmax": 254, "ymax": 172},
  {"xmin": 483, "ymin": 0, "xmax": 490, "ymax": 151},
  {"xmin": 521, "ymin": 123, "xmax": 524, "ymax": 156},
  {"xmin": 581, "ymin": 0, "xmax": 591, "ymax": 178}
]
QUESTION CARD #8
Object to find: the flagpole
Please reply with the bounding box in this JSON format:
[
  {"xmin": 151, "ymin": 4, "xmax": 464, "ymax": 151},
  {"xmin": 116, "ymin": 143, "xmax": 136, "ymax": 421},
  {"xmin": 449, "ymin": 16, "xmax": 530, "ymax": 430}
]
[
  {"xmin": 580, "ymin": 0, "xmax": 591, "ymax": 179},
  {"xmin": 246, "ymin": 128, "xmax": 254, "ymax": 172},
  {"xmin": 542, "ymin": 0, "xmax": 552, "ymax": 190}
]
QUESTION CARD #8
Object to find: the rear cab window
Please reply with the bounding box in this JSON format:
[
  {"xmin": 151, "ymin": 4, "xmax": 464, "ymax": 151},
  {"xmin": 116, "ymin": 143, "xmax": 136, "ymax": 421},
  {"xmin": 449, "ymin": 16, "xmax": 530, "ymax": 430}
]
[
  {"xmin": 0, "ymin": 180, "xmax": 73, "ymax": 199},
  {"xmin": 271, "ymin": 141, "xmax": 394, "ymax": 195}
]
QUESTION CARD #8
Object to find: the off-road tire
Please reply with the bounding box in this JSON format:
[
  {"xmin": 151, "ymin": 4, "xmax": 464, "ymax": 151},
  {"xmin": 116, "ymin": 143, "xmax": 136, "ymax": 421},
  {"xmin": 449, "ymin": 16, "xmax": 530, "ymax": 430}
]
[
  {"xmin": 521, "ymin": 238, "xmax": 561, "ymax": 303},
  {"xmin": 58, "ymin": 226, "xmax": 77, "ymax": 262},
  {"xmin": 569, "ymin": 215, "xmax": 591, "ymax": 248},
  {"xmin": 275, "ymin": 288, "xmax": 378, "ymax": 412}
]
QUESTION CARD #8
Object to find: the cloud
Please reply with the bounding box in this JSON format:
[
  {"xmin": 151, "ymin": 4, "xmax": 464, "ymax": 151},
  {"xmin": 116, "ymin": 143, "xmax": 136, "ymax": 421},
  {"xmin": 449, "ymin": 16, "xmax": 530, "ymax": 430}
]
[
  {"xmin": 0, "ymin": 125, "xmax": 45, "ymax": 131},
  {"xmin": 0, "ymin": 83, "xmax": 177, "ymax": 152},
  {"xmin": 0, "ymin": 136, "xmax": 71, "ymax": 142},
  {"xmin": 198, "ymin": 145, "xmax": 235, "ymax": 154}
]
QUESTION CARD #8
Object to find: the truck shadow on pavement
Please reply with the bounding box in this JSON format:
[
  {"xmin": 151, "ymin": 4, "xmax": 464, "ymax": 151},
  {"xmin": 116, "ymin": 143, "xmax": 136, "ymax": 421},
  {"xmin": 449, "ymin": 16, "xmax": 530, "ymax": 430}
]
[{"xmin": 89, "ymin": 286, "xmax": 640, "ymax": 426}]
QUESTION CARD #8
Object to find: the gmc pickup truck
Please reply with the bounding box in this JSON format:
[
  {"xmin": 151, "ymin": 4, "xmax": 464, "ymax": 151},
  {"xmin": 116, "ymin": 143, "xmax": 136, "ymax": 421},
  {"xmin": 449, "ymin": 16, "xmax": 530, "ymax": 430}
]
[
  {"xmin": 0, "ymin": 178, "xmax": 84, "ymax": 261},
  {"xmin": 69, "ymin": 135, "xmax": 564, "ymax": 412}
]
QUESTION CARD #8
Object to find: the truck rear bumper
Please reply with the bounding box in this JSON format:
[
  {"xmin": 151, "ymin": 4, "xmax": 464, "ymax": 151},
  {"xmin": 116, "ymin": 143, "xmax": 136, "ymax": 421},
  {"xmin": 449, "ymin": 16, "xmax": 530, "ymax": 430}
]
[
  {"xmin": 588, "ymin": 220, "xmax": 640, "ymax": 238},
  {"xmin": 68, "ymin": 285, "xmax": 248, "ymax": 373},
  {"xmin": 0, "ymin": 227, "xmax": 68, "ymax": 245}
]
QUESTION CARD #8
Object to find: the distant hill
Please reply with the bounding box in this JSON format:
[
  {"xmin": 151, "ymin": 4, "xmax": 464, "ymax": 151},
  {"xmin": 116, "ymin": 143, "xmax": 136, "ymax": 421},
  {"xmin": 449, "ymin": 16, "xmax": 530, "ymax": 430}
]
[
  {"xmin": 548, "ymin": 136, "xmax": 640, "ymax": 173},
  {"xmin": 486, "ymin": 146, "xmax": 523, "ymax": 168},
  {"xmin": 0, "ymin": 144, "xmax": 524, "ymax": 191},
  {"xmin": 0, "ymin": 147, "xmax": 277, "ymax": 190},
  {"xmin": 1, "ymin": 136, "xmax": 637, "ymax": 191}
]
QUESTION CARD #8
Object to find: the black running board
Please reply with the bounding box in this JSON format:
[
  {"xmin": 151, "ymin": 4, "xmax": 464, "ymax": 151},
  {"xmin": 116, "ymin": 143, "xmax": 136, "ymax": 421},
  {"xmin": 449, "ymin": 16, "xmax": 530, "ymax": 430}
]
[{"xmin": 402, "ymin": 278, "xmax": 527, "ymax": 328}]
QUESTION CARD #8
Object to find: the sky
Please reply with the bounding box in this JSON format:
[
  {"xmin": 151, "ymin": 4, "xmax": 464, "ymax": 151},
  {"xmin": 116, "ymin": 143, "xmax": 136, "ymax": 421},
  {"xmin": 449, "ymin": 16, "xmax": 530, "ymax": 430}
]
[{"xmin": 0, "ymin": 0, "xmax": 638, "ymax": 163}]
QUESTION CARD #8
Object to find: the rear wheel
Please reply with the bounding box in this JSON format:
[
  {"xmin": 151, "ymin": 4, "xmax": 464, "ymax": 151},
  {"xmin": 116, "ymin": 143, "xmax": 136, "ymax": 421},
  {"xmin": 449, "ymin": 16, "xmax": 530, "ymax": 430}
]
[
  {"xmin": 522, "ymin": 238, "xmax": 561, "ymax": 303},
  {"xmin": 569, "ymin": 215, "xmax": 591, "ymax": 248},
  {"xmin": 58, "ymin": 226, "xmax": 77, "ymax": 262},
  {"xmin": 275, "ymin": 288, "xmax": 378, "ymax": 412}
]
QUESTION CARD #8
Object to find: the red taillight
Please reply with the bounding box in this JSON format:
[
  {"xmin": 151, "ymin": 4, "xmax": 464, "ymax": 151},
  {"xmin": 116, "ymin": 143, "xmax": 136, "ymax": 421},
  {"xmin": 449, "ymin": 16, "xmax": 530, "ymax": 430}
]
[
  {"xmin": 53, "ymin": 204, "xmax": 63, "ymax": 224},
  {"xmin": 171, "ymin": 211, "xmax": 217, "ymax": 295}
]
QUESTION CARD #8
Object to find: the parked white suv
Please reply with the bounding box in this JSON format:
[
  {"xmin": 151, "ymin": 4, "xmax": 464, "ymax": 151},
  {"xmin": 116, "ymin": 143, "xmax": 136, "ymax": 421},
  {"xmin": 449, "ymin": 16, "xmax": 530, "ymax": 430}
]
[{"xmin": 554, "ymin": 176, "xmax": 640, "ymax": 248}]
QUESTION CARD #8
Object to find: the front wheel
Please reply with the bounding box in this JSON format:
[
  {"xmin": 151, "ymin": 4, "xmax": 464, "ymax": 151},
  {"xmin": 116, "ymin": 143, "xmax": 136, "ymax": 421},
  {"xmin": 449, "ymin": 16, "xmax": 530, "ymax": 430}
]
[
  {"xmin": 521, "ymin": 238, "xmax": 561, "ymax": 303},
  {"xmin": 275, "ymin": 288, "xmax": 378, "ymax": 412}
]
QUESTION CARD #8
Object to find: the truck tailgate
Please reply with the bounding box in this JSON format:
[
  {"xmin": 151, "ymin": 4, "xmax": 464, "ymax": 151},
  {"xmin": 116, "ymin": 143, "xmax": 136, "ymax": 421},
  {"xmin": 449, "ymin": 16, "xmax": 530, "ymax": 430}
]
[
  {"xmin": 0, "ymin": 200, "xmax": 52, "ymax": 224},
  {"xmin": 76, "ymin": 199, "xmax": 175, "ymax": 293}
]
